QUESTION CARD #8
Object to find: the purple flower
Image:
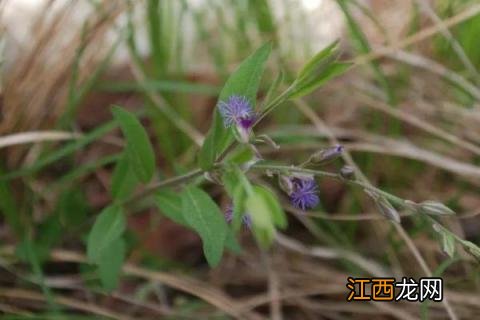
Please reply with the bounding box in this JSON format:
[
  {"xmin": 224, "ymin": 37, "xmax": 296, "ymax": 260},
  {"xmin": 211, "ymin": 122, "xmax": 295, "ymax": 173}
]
[
  {"xmin": 225, "ymin": 205, "xmax": 252, "ymax": 228},
  {"xmin": 289, "ymin": 177, "xmax": 320, "ymax": 210},
  {"xmin": 218, "ymin": 95, "xmax": 256, "ymax": 130}
]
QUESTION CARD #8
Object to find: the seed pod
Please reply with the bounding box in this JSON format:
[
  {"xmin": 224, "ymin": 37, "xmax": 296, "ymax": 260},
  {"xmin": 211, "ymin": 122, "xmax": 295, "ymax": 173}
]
[
  {"xmin": 309, "ymin": 145, "xmax": 344, "ymax": 165},
  {"xmin": 418, "ymin": 201, "xmax": 455, "ymax": 216},
  {"xmin": 366, "ymin": 190, "xmax": 400, "ymax": 223},
  {"xmin": 339, "ymin": 165, "xmax": 355, "ymax": 180},
  {"xmin": 376, "ymin": 198, "xmax": 401, "ymax": 223}
]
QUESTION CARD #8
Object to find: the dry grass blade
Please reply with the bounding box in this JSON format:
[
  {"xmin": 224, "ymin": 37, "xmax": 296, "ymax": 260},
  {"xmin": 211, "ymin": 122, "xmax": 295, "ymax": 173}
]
[
  {"xmin": 46, "ymin": 249, "xmax": 263, "ymax": 320},
  {"xmin": 276, "ymin": 233, "xmax": 389, "ymax": 278},
  {"xmin": 383, "ymin": 49, "xmax": 480, "ymax": 102},
  {"xmin": 354, "ymin": 3, "xmax": 480, "ymax": 65},
  {"xmin": 128, "ymin": 56, "xmax": 205, "ymax": 146},
  {"xmin": 293, "ymin": 99, "xmax": 460, "ymax": 320},
  {"xmin": 416, "ymin": 0, "xmax": 480, "ymax": 84},
  {"xmin": 0, "ymin": 301, "xmax": 32, "ymax": 316},
  {"xmin": 266, "ymin": 125, "xmax": 480, "ymax": 182},
  {"xmin": 0, "ymin": 131, "xmax": 80, "ymax": 149},
  {"xmin": 0, "ymin": 288, "xmax": 133, "ymax": 320},
  {"xmin": 355, "ymin": 91, "xmax": 480, "ymax": 157}
]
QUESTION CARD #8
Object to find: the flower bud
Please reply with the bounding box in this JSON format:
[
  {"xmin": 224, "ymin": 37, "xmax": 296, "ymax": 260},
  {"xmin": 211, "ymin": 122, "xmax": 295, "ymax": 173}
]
[
  {"xmin": 235, "ymin": 124, "xmax": 252, "ymax": 143},
  {"xmin": 278, "ymin": 175, "xmax": 294, "ymax": 195},
  {"xmin": 418, "ymin": 201, "xmax": 455, "ymax": 216},
  {"xmin": 463, "ymin": 241, "xmax": 480, "ymax": 261},
  {"xmin": 376, "ymin": 199, "xmax": 401, "ymax": 223},
  {"xmin": 309, "ymin": 145, "xmax": 344, "ymax": 165},
  {"xmin": 339, "ymin": 165, "xmax": 355, "ymax": 180},
  {"xmin": 366, "ymin": 190, "xmax": 400, "ymax": 223}
]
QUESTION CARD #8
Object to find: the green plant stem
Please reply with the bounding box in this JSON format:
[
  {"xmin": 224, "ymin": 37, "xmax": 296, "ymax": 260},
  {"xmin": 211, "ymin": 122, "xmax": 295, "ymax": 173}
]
[
  {"xmin": 123, "ymin": 168, "xmax": 204, "ymax": 206},
  {"xmin": 251, "ymin": 164, "xmax": 407, "ymax": 206},
  {"xmin": 216, "ymin": 87, "xmax": 293, "ymax": 163}
]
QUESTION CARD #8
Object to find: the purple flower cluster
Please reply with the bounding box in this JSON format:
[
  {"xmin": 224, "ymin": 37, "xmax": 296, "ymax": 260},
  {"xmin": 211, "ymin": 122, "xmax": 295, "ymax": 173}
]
[
  {"xmin": 218, "ymin": 95, "xmax": 256, "ymax": 132},
  {"xmin": 224, "ymin": 205, "xmax": 252, "ymax": 228},
  {"xmin": 289, "ymin": 177, "xmax": 320, "ymax": 211}
]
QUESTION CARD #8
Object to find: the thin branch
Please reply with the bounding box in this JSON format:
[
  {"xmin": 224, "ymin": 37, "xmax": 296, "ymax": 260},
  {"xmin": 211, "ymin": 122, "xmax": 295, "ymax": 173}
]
[
  {"xmin": 292, "ymin": 99, "xmax": 459, "ymax": 320},
  {"xmin": 123, "ymin": 168, "xmax": 204, "ymax": 205}
]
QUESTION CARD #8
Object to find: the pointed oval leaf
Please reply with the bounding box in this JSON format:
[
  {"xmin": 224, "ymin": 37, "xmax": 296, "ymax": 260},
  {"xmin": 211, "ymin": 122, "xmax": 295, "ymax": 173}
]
[
  {"xmin": 181, "ymin": 186, "xmax": 228, "ymax": 266},
  {"xmin": 199, "ymin": 43, "xmax": 272, "ymax": 169},
  {"xmin": 111, "ymin": 153, "xmax": 138, "ymax": 201},
  {"xmin": 253, "ymin": 185, "xmax": 287, "ymax": 229},
  {"xmin": 245, "ymin": 192, "xmax": 276, "ymax": 249},
  {"xmin": 97, "ymin": 238, "xmax": 125, "ymax": 292},
  {"xmin": 112, "ymin": 106, "xmax": 155, "ymax": 182},
  {"xmin": 154, "ymin": 189, "xmax": 188, "ymax": 227},
  {"xmin": 297, "ymin": 40, "xmax": 339, "ymax": 81},
  {"xmin": 289, "ymin": 62, "xmax": 351, "ymax": 99},
  {"xmin": 87, "ymin": 205, "xmax": 125, "ymax": 263},
  {"xmin": 155, "ymin": 189, "xmax": 241, "ymax": 254}
]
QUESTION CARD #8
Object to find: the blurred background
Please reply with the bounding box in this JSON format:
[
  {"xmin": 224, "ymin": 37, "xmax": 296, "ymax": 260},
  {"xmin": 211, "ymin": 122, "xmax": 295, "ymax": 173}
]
[{"xmin": 0, "ymin": 0, "xmax": 480, "ymax": 319}]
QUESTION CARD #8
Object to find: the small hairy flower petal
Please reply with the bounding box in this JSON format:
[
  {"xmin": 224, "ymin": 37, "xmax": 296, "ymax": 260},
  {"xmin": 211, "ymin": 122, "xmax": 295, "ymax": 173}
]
[
  {"xmin": 238, "ymin": 116, "xmax": 256, "ymax": 130},
  {"xmin": 218, "ymin": 95, "xmax": 254, "ymax": 128},
  {"xmin": 224, "ymin": 205, "xmax": 252, "ymax": 228},
  {"xmin": 224, "ymin": 206, "xmax": 234, "ymax": 223},
  {"xmin": 289, "ymin": 178, "xmax": 320, "ymax": 210}
]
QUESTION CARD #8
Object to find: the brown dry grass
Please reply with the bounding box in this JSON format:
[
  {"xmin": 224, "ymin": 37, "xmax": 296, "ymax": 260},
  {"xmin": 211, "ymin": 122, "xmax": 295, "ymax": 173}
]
[{"xmin": 1, "ymin": 1, "xmax": 480, "ymax": 319}]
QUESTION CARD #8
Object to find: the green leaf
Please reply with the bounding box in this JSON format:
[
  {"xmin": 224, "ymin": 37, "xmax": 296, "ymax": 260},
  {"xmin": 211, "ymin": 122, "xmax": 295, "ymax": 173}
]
[
  {"xmin": 262, "ymin": 71, "xmax": 284, "ymax": 109},
  {"xmin": 253, "ymin": 185, "xmax": 287, "ymax": 229},
  {"xmin": 297, "ymin": 40, "xmax": 339, "ymax": 81},
  {"xmin": 111, "ymin": 153, "xmax": 138, "ymax": 201},
  {"xmin": 155, "ymin": 189, "xmax": 241, "ymax": 255},
  {"xmin": 248, "ymin": 0, "xmax": 276, "ymax": 35},
  {"xmin": 288, "ymin": 41, "xmax": 351, "ymax": 99},
  {"xmin": 289, "ymin": 62, "xmax": 351, "ymax": 99},
  {"xmin": 97, "ymin": 238, "xmax": 125, "ymax": 292},
  {"xmin": 245, "ymin": 189, "xmax": 277, "ymax": 249},
  {"xmin": 87, "ymin": 205, "xmax": 125, "ymax": 263},
  {"xmin": 224, "ymin": 144, "xmax": 255, "ymax": 165},
  {"xmin": 154, "ymin": 189, "xmax": 188, "ymax": 227},
  {"xmin": 222, "ymin": 165, "xmax": 252, "ymax": 231},
  {"xmin": 57, "ymin": 188, "xmax": 89, "ymax": 227},
  {"xmin": 222, "ymin": 168, "xmax": 241, "ymax": 198},
  {"xmin": 181, "ymin": 186, "xmax": 228, "ymax": 266},
  {"xmin": 112, "ymin": 106, "xmax": 155, "ymax": 183},
  {"xmin": 199, "ymin": 43, "xmax": 272, "ymax": 169},
  {"xmin": 224, "ymin": 227, "xmax": 242, "ymax": 254},
  {"xmin": 0, "ymin": 166, "xmax": 21, "ymax": 235}
]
